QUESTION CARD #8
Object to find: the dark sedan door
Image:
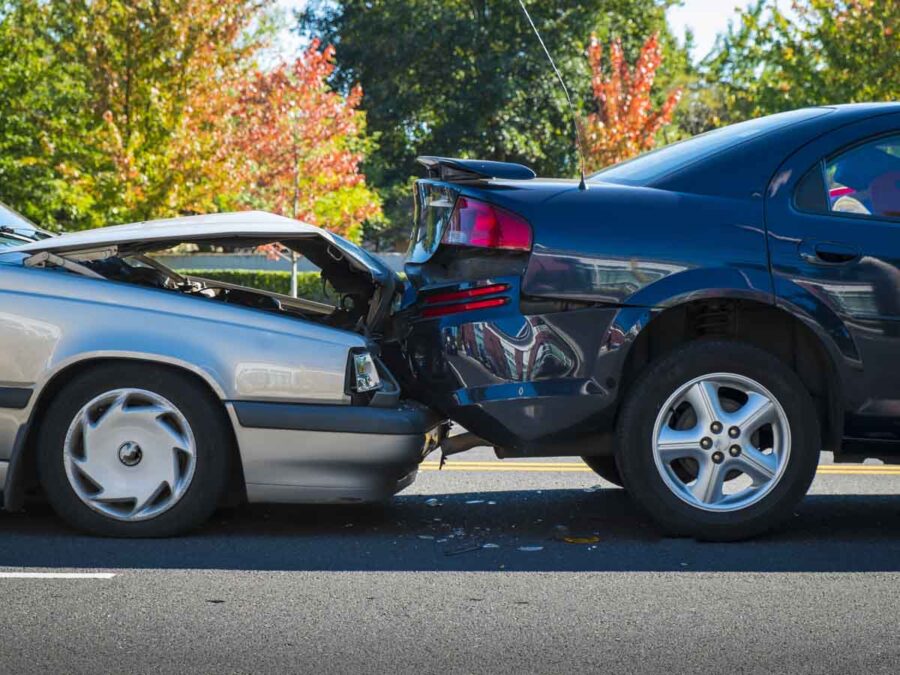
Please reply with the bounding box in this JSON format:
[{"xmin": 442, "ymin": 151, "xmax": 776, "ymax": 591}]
[{"xmin": 767, "ymin": 112, "xmax": 900, "ymax": 443}]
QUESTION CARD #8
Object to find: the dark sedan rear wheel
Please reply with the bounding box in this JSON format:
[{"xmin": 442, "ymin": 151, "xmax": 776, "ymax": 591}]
[
  {"xmin": 581, "ymin": 456, "xmax": 623, "ymax": 487},
  {"xmin": 615, "ymin": 340, "xmax": 819, "ymax": 541},
  {"xmin": 37, "ymin": 363, "xmax": 232, "ymax": 537}
]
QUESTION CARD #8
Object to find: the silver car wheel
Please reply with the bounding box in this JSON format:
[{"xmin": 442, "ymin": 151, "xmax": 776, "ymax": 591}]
[
  {"xmin": 651, "ymin": 372, "xmax": 791, "ymax": 513},
  {"xmin": 63, "ymin": 388, "xmax": 197, "ymax": 522}
]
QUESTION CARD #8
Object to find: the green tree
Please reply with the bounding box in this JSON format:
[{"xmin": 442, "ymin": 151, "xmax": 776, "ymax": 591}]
[
  {"xmin": 0, "ymin": 0, "xmax": 279, "ymax": 230},
  {"xmin": 300, "ymin": 0, "xmax": 687, "ymax": 248},
  {"xmin": 0, "ymin": 1, "xmax": 382, "ymax": 236},
  {"xmin": 705, "ymin": 0, "xmax": 899, "ymax": 125},
  {"xmin": 46, "ymin": 0, "xmax": 277, "ymax": 225},
  {"xmin": 0, "ymin": 1, "xmax": 101, "ymax": 229}
]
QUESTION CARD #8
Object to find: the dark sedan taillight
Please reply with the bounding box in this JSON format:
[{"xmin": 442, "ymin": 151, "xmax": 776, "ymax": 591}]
[
  {"xmin": 420, "ymin": 283, "xmax": 510, "ymax": 318},
  {"xmin": 441, "ymin": 197, "xmax": 532, "ymax": 251}
]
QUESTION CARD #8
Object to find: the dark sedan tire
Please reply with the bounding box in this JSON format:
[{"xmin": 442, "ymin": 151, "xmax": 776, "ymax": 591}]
[
  {"xmin": 581, "ymin": 456, "xmax": 624, "ymax": 487},
  {"xmin": 38, "ymin": 363, "xmax": 232, "ymax": 537},
  {"xmin": 615, "ymin": 340, "xmax": 819, "ymax": 542}
]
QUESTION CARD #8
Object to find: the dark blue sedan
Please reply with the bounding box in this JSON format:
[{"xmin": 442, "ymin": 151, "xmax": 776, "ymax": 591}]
[{"xmin": 394, "ymin": 103, "xmax": 900, "ymax": 540}]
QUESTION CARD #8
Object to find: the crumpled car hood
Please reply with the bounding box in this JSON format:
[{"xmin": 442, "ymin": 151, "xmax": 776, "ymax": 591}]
[{"xmin": 8, "ymin": 210, "xmax": 396, "ymax": 286}]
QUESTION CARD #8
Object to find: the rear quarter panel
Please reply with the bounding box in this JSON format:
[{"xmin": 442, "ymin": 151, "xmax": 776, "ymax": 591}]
[{"xmin": 521, "ymin": 184, "xmax": 773, "ymax": 305}]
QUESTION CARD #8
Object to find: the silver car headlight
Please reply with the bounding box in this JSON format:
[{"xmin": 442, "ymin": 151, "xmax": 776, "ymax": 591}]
[{"xmin": 350, "ymin": 351, "xmax": 382, "ymax": 393}]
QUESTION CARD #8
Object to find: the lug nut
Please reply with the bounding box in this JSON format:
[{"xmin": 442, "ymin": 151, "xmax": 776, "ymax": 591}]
[
  {"xmin": 710, "ymin": 421, "xmax": 723, "ymax": 434},
  {"xmin": 712, "ymin": 451, "xmax": 725, "ymax": 464},
  {"xmin": 729, "ymin": 445, "xmax": 742, "ymax": 457},
  {"xmin": 728, "ymin": 426, "xmax": 741, "ymax": 439},
  {"xmin": 700, "ymin": 437, "xmax": 713, "ymax": 450}
]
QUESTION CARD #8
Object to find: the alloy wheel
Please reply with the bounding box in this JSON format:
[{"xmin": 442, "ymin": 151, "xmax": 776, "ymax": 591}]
[{"xmin": 651, "ymin": 372, "xmax": 791, "ymax": 512}]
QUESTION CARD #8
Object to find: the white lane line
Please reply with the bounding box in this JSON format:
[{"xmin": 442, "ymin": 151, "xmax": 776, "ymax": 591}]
[{"xmin": 0, "ymin": 572, "xmax": 116, "ymax": 579}]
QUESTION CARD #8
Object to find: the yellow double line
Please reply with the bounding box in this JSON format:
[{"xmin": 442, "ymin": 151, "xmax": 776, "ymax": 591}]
[
  {"xmin": 420, "ymin": 460, "xmax": 900, "ymax": 476},
  {"xmin": 816, "ymin": 464, "xmax": 900, "ymax": 476}
]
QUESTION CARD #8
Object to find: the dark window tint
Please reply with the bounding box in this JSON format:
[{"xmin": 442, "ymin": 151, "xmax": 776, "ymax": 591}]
[
  {"xmin": 794, "ymin": 162, "xmax": 828, "ymax": 213},
  {"xmin": 826, "ymin": 134, "xmax": 900, "ymax": 219}
]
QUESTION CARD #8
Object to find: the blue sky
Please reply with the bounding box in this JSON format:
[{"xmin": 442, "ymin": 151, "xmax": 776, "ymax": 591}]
[
  {"xmin": 275, "ymin": 0, "xmax": 793, "ymax": 63},
  {"xmin": 668, "ymin": 0, "xmax": 793, "ymax": 60}
]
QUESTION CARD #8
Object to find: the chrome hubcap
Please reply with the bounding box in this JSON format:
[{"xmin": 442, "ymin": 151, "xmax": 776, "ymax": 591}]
[
  {"xmin": 63, "ymin": 389, "xmax": 197, "ymax": 522},
  {"xmin": 117, "ymin": 441, "xmax": 143, "ymax": 467},
  {"xmin": 651, "ymin": 373, "xmax": 791, "ymax": 512}
]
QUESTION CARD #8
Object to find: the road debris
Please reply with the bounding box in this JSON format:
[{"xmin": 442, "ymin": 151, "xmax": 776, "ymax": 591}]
[
  {"xmin": 562, "ymin": 536, "xmax": 601, "ymax": 545},
  {"xmin": 445, "ymin": 543, "xmax": 482, "ymax": 556}
]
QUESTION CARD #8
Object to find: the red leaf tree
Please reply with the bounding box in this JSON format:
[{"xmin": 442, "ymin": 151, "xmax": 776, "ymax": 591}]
[
  {"xmin": 582, "ymin": 33, "xmax": 682, "ymax": 171},
  {"xmin": 228, "ymin": 41, "xmax": 381, "ymax": 241}
]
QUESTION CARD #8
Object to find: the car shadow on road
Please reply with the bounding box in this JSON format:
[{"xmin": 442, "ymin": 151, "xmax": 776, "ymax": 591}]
[{"xmin": 1, "ymin": 489, "xmax": 899, "ymax": 573}]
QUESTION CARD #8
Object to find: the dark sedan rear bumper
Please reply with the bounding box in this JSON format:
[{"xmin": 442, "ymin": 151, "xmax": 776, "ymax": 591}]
[{"xmin": 403, "ymin": 291, "xmax": 627, "ymax": 454}]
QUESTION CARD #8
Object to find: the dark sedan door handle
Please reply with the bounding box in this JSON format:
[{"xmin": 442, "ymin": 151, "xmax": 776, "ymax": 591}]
[{"xmin": 799, "ymin": 240, "xmax": 860, "ymax": 265}]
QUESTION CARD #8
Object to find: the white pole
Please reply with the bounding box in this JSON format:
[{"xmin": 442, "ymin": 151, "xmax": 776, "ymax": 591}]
[{"xmin": 290, "ymin": 250, "xmax": 298, "ymax": 298}]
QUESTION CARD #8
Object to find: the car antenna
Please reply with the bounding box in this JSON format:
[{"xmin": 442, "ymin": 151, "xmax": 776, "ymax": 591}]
[{"xmin": 517, "ymin": 0, "xmax": 587, "ymax": 191}]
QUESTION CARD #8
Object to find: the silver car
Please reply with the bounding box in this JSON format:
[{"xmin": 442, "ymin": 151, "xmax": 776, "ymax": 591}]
[{"xmin": 0, "ymin": 211, "xmax": 443, "ymax": 536}]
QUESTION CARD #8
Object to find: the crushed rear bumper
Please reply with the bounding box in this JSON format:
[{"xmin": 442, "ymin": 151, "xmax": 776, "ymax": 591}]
[{"xmin": 403, "ymin": 297, "xmax": 626, "ymax": 453}]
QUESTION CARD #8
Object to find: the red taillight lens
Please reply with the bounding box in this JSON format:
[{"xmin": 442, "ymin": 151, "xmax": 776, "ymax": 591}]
[
  {"xmin": 442, "ymin": 197, "xmax": 532, "ymax": 251},
  {"xmin": 424, "ymin": 283, "xmax": 510, "ymax": 305},
  {"xmin": 421, "ymin": 297, "xmax": 508, "ymax": 318}
]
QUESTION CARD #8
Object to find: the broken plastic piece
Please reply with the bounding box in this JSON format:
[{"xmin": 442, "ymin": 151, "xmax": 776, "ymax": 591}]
[{"xmin": 562, "ymin": 536, "xmax": 600, "ymax": 545}]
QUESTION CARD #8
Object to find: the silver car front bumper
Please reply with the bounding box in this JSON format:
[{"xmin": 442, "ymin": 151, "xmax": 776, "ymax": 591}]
[{"xmin": 226, "ymin": 400, "xmax": 444, "ymax": 504}]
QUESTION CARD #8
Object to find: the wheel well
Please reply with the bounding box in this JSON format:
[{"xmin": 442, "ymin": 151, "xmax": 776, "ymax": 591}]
[
  {"xmin": 8, "ymin": 357, "xmax": 246, "ymax": 510},
  {"xmin": 620, "ymin": 299, "xmax": 843, "ymax": 451}
]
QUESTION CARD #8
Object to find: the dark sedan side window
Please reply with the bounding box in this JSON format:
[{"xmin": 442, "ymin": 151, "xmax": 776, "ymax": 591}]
[{"xmin": 797, "ymin": 134, "xmax": 900, "ymax": 220}]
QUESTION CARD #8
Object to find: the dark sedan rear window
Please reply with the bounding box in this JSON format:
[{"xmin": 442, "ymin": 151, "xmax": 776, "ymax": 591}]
[{"xmin": 589, "ymin": 108, "xmax": 833, "ymax": 186}]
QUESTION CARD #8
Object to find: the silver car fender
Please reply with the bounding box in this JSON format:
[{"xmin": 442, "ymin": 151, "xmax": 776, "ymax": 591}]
[{"xmin": 0, "ymin": 264, "xmax": 370, "ymax": 508}]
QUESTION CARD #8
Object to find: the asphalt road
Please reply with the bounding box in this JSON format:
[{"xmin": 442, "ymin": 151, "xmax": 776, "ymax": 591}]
[{"xmin": 1, "ymin": 447, "xmax": 899, "ymax": 674}]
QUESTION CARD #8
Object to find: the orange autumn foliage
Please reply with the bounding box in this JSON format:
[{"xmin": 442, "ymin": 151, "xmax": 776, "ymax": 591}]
[
  {"xmin": 583, "ymin": 33, "xmax": 682, "ymax": 172},
  {"xmin": 227, "ymin": 40, "xmax": 381, "ymax": 240},
  {"xmin": 79, "ymin": 0, "xmax": 268, "ymax": 219},
  {"xmin": 176, "ymin": 40, "xmax": 380, "ymax": 243}
]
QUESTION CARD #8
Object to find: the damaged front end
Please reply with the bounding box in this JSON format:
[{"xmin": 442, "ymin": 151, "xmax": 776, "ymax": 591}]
[{"xmin": 9, "ymin": 211, "xmax": 400, "ymax": 339}]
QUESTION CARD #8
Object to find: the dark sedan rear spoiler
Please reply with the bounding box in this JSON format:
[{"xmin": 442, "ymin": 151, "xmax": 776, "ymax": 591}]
[{"xmin": 417, "ymin": 156, "xmax": 536, "ymax": 182}]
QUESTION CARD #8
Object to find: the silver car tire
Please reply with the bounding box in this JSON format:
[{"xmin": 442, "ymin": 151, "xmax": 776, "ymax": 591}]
[
  {"xmin": 615, "ymin": 340, "xmax": 820, "ymax": 541},
  {"xmin": 37, "ymin": 362, "xmax": 232, "ymax": 537}
]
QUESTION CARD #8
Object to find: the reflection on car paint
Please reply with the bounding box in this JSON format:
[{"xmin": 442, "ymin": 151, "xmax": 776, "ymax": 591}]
[
  {"xmin": 442, "ymin": 314, "xmax": 578, "ymax": 385},
  {"xmin": 525, "ymin": 251, "xmax": 685, "ymax": 304}
]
